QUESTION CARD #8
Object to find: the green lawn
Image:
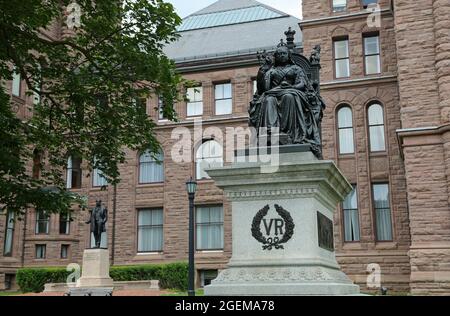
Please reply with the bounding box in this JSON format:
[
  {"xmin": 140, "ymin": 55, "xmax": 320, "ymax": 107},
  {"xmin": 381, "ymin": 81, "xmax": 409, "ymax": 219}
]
[
  {"xmin": 0, "ymin": 291, "xmax": 22, "ymax": 296},
  {"xmin": 163, "ymin": 289, "xmax": 205, "ymax": 296}
]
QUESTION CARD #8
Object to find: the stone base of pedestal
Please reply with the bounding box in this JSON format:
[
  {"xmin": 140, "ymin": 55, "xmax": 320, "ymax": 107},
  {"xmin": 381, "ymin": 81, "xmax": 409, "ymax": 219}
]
[
  {"xmin": 206, "ymin": 266, "xmax": 359, "ymax": 296},
  {"xmin": 67, "ymin": 287, "xmax": 113, "ymax": 296},
  {"xmin": 76, "ymin": 249, "xmax": 113, "ymax": 288},
  {"xmin": 204, "ymin": 145, "xmax": 360, "ymax": 296}
]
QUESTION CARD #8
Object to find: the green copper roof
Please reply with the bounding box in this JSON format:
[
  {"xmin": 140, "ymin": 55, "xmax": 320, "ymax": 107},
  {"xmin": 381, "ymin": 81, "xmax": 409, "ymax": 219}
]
[{"xmin": 178, "ymin": 5, "xmax": 285, "ymax": 32}]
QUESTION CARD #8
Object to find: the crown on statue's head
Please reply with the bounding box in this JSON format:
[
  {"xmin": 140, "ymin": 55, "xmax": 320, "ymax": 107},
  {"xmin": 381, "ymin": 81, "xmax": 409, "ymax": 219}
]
[{"xmin": 277, "ymin": 39, "xmax": 288, "ymax": 49}]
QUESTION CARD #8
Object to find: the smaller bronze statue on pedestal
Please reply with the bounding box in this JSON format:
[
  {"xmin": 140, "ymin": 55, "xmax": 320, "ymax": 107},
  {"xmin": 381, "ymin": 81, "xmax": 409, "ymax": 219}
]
[{"xmin": 86, "ymin": 200, "xmax": 108, "ymax": 249}]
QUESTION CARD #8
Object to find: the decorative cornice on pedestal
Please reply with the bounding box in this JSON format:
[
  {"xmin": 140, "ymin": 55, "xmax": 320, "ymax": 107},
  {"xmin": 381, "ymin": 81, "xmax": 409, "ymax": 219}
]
[
  {"xmin": 225, "ymin": 187, "xmax": 318, "ymax": 199},
  {"xmin": 207, "ymin": 157, "xmax": 352, "ymax": 208}
]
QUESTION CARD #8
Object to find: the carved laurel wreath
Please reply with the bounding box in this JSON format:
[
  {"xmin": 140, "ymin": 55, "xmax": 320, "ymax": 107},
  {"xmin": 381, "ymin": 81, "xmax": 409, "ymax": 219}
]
[{"xmin": 251, "ymin": 204, "xmax": 295, "ymax": 251}]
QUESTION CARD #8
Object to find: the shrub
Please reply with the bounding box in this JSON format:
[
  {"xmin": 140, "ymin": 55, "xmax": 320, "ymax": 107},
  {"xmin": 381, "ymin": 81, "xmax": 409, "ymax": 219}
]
[
  {"xmin": 16, "ymin": 268, "xmax": 71, "ymax": 293},
  {"xmin": 110, "ymin": 262, "xmax": 188, "ymax": 290},
  {"xmin": 16, "ymin": 262, "xmax": 188, "ymax": 293}
]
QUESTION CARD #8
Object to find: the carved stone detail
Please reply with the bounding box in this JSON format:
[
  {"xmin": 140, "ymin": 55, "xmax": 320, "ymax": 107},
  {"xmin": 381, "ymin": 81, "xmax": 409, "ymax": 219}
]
[
  {"xmin": 226, "ymin": 187, "xmax": 319, "ymax": 200},
  {"xmin": 213, "ymin": 267, "xmax": 352, "ymax": 285}
]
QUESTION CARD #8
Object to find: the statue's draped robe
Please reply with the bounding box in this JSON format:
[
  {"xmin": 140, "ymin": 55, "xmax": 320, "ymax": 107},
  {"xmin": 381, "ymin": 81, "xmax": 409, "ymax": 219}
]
[{"xmin": 251, "ymin": 63, "xmax": 323, "ymax": 157}]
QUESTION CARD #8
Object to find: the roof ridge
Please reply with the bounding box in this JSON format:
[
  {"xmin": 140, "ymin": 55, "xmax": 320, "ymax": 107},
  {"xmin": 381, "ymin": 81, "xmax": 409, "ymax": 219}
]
[
  {"xmin": 178, "ymin": 4, "xmax": 290, "ymax": 32},
  {"xmin": 188, "ymin": 4, "xmax": 274, "ymax": 18},
  {"xmin": 178, "ymin": 15, "xmax": 289, "ymax": 33},
  {"xmin": 256, "ymin": 2, "xmax": 294, "ymax": 17},
  {"xmin": 192, "ymin": 0, "xmax": 265, "ymax": 16}
]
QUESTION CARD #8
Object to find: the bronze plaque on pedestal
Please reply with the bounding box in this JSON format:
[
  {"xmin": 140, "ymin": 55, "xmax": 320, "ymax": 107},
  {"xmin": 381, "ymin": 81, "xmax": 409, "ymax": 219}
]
[{"xmin": 317, "ymin": 212, "xmax": 334, "ymax": 252}]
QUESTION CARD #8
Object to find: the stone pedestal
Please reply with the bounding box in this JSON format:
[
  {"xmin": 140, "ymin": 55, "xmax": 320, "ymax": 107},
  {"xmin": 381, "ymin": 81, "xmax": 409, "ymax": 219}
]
[
  {"xmin": 204, "ymin": 145, "xmax": 360, "ymax": 296},
  {"xmin": 76, "ymin": 249, "xmax": 113, "ymax": 288}
]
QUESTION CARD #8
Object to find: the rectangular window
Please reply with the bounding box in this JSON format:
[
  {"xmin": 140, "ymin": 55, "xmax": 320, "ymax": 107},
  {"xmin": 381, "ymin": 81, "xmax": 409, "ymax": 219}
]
[
  {"xmin": 61, "ymin": 245, "xmax": 69, "ymax": 259},
  {"xmin": 343, "ymin": 186, "xmax": 360, "ymax": 242},
  {"xmin": 35, "ymin": 210, "xmax": 49, "ymax": 234},
  {"xmin": 138, "ymin": 209, "xmax": 163, "ymax": 253},
  {"xmin": 36, "ymin": 245, "xmax": 46, "ymax": 259},
  {"xmin": 373, "ymin": 184, "xmax": 393, "ymax": 241},
  {"xmin": 59, "ymin": 213, "xmax": 71, "ymax": 235},
  {"xmin": 93, "ymin": 158, "xmax": 108, "ymax": 187},
  {"xmin": 334, "ymin": 39, "xmax": 350, "ymax": 78},
  {"xmin": 3, "ymin": 211, "xmax": 15, "ymax": 256},
  {"xmin": 253, "ymin": 80, "xmax": 257, "ymax": 95},
  {"xmin": 215, "ymin": 83, "xmax": 232, "ymax": 115},
  {"xmin": 186, "ymin": 87, "xmax": 203, "ymax": 117},
  {"xmin": 196, "ymin": 206, "xmax": 224, "ymax": 250},
  {"xmin": 333, "ymin": 0, "xmax": 347, "ymax": 12},
  {"xmin": 158, "ymin": 96, "xmax": 167, "ymax": 120},
  {"xmin": 139, "ymin": 151, "xmax": 164, "ymax": 184},
  {"xmin": 93, "ymin": 168, "xmax": 107, "ymax": 187},
  {"xmin": 66, "ymin": 156, "xmax": 82, "ymax": 189},
  {"xmin": 364, "ymin": 35, "xmax": 381, "ymax": 75},
  {"xmin": 12, "ymin": 71, "xmax": 21, "ymax": 97}
]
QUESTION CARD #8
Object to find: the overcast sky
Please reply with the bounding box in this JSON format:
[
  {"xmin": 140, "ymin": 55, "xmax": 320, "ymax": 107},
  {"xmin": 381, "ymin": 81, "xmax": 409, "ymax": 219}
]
[{"xmin": 164, "ymin": 0, "xmax": 303, "ymax": 19}]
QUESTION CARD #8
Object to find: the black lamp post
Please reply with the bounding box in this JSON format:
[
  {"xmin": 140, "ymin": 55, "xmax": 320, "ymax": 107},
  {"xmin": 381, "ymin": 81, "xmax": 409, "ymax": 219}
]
[{"xmin": 186, "ymin": 177, "xmax": 198, "ymax": 296}]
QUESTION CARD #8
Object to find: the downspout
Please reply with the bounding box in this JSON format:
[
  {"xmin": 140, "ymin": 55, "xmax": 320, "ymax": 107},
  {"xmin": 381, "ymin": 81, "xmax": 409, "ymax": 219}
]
[
  {"xmin": 111, "ymin": 184, "xmax": 117, "ymax": 266},
  {"xmin": 21, "ymin": 209, "xmax": 28, "ymax": 267}
]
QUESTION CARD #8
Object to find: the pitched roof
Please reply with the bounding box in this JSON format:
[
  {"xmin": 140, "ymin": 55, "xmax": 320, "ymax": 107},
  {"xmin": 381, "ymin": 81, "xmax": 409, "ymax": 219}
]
[
  {"xmin": 164, "ymin": 0, "xmax": 302, "ymax": 62},
  {"xmin": 178, "ymin": 5, "xmax": 285, "ymax": 32},
  {"xmin": 193, "ymin": 0, "xmax": 265, "ymax": 15}
]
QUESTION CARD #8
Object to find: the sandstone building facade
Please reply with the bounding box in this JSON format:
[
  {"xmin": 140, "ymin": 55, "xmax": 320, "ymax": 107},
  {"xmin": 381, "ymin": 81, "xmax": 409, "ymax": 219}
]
[{"xmin": 1, "ymin": 0, "xmax": 449, "ymax": 295}]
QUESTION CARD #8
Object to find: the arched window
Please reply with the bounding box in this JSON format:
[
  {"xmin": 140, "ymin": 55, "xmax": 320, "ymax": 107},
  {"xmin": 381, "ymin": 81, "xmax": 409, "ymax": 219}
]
[
  {"xmin": 368, "ymin": 103, "xmax": 386, "ymax": 152},
  {"xmin": 139, "ymin": 150, "xmax": 164, "ymax": 184},
  {"xmin": 337, "ymin": 106, "xmax": 355, "ymax": 154},
  {"xmin": 196, "ymin": 140, "xmax": 223, "ymax": 180},
  {"xmin": 66, "ymin": 156, "xmax": 82, "ymax": 189}
]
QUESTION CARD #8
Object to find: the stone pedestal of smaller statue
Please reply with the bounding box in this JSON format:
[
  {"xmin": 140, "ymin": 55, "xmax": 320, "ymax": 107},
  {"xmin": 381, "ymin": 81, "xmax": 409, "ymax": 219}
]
[
  {"xmin": 67, "ymin": 249, "xmax": 114, "ymax": 296},
  {"xmin": 76, "ymin": 248, "xmax": 114, "ymax": 288}
]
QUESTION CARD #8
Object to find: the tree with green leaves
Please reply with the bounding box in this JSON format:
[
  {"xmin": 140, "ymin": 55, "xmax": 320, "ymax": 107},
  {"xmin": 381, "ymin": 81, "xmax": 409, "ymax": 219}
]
[{"xmin": 0, "ymin": 0, "xmax": 183, "ymax": 218}]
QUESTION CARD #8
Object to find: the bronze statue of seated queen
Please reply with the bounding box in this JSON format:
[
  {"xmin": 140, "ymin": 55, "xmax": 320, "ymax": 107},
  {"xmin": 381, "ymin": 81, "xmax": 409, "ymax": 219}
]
[{"xmin": 249, "ymin": 29, "xmax": 325, "ymax": 159}]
